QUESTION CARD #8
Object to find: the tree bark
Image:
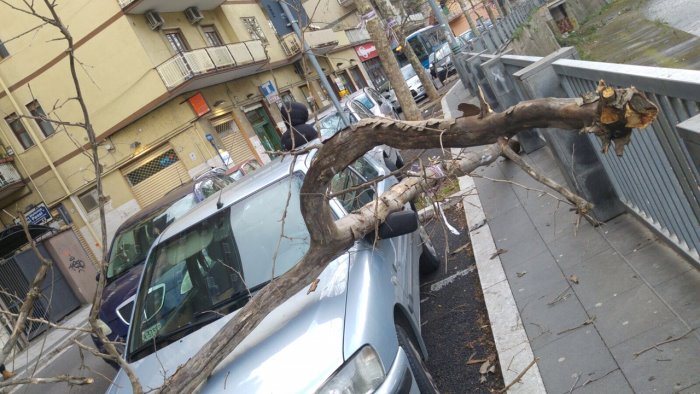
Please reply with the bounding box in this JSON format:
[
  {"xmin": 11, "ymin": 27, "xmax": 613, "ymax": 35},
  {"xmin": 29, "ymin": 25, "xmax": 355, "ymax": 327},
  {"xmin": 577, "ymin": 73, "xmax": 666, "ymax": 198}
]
[
  {"xmin": 161, "ymin": 85, "xmax": 657, "ymax": 392},
  {"xmin": 375, "ymin": 0, "xmax": 440, "ymax": 102},
  {"xmin": 353, "ymin": 0, "xmax": 423, "ymax": 120},
  {"xmin": 457, "ymin": 0, "xmax": 480, "ymax": 36}
]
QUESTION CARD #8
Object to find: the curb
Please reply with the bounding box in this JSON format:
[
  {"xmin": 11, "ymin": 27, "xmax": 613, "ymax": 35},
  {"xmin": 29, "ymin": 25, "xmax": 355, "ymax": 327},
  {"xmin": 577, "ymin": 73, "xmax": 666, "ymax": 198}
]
[{"xmin": 443, "ymin": 88, "xmax": 546, "ymax": 393}]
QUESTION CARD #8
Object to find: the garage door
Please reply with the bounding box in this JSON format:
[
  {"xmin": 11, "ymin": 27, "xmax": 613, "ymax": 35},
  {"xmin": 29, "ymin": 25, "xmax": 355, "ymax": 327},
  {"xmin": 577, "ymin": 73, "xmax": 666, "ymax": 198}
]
[
  {"xmin": 211, "ymin": 113, "xmax": 256, "ymax": 165},
  {"xmin": 122, "ymin": 145, "xmax": 189, "ymax": 208}
]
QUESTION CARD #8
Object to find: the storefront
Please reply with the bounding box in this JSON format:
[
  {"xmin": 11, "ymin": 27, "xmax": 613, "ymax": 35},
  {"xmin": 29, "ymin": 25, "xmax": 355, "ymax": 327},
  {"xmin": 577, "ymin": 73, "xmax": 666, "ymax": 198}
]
[{"xmin": 354, "ymin": 43, "xmax": 387, "ymax": 89}]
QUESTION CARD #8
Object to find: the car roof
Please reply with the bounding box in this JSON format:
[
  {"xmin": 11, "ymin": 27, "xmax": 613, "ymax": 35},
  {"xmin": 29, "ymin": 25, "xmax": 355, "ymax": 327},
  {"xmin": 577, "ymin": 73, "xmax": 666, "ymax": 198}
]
[
  {"xmin": 114, "ymin": 181, "xmax": 195, "ymax": 232},
  {"xmin": 156, "ymin": 153, "xmax": 314, "ymax": 243}
]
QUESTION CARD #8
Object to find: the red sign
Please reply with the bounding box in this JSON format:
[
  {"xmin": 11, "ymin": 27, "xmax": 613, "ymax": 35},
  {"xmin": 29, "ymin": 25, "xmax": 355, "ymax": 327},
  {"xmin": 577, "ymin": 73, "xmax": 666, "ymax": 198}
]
[
  {"xmin": 188, "ymin": 92, "xmax": 210, "ymax": 117},
  {"xmin": 354, "ymin": 43, "xmax": 378, "ymax": 62}
]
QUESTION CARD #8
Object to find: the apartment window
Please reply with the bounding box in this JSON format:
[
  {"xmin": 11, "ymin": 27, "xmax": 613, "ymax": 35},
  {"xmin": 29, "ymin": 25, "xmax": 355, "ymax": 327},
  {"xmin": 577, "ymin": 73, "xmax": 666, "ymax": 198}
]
[
  {"xmin": 0, "ymin": 40, "xmax": 9, "ymax": 59},
  {"xmin": 202, "ymin": 25, "xmax": 223, "ymax": 47},
  {"xmin": 164, "ymin": 30, "xmax": 189, "ymax": 53},
  {"xmin": 26, "ymin": 100, "xmax": 55, "ymax": 137},
  {"xmin": 78, "ymin": 187, "xmax": 100, "ymax": 212},
  {"xmin": 241, "ymin": 17, "xmax": 268, "ymax": 44},
  {"xmin": 5, "ymin": 113, "xmax": 34, "ymax": 149}
]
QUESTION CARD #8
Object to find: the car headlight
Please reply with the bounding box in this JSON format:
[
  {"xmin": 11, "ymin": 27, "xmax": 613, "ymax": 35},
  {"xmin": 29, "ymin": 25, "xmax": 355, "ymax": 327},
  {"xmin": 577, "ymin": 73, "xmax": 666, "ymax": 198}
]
[
  {"xmin": 317, "ymin": 346, "xmax": 385, "ymax": 394},
  {"xmin": 95, "ymin": 319, "xmax": 112, "ymax": 336}
]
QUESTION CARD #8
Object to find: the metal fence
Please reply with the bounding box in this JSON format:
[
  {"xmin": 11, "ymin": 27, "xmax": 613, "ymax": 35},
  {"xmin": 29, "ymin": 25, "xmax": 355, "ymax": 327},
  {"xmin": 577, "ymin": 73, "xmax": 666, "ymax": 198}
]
[{"xmin": 453, "ymin": 21, "xmax": 700, "ymax": 262}]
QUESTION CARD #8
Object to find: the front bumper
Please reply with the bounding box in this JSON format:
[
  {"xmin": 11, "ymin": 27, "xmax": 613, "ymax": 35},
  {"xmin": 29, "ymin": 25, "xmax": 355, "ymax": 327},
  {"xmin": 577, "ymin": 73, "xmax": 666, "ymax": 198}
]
[{"xmin": 375, "ymin": 347, "xmax": 419, "ymax": 394}]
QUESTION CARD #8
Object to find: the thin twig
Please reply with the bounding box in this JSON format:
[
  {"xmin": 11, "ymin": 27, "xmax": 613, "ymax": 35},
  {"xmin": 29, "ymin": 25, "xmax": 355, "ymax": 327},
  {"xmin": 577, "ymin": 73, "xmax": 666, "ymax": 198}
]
[
  {"xmin": 497, "ymin": 357, "xmax": 539, "ymax": 393},
  {"xmin": 633, "ymin": 328, "xmax": 695, "ymax": 357}
]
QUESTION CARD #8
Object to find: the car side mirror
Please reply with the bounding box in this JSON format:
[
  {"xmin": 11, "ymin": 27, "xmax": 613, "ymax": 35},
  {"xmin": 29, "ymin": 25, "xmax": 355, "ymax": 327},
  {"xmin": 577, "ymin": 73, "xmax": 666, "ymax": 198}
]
[{"xmin": 367, "ymin": 210, "xmax": 418, "ymax": 240}]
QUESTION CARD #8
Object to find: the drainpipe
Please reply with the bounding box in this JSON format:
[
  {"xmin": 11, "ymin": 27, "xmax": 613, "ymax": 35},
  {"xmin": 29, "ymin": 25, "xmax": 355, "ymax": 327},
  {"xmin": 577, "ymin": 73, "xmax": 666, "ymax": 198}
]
[
  {"xmin": 278, "ymin": 0, "xmax": 349, "ymax": 127},
  {"xmin": 0, "ymin": 73, "xmax": 101, "ymax": 246}
]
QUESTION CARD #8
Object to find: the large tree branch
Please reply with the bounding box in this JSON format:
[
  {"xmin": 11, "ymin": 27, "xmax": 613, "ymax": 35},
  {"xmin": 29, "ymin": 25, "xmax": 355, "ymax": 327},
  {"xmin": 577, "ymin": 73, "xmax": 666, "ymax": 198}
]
[{"xmin": 161, "ymin": 83, "xmax": 657, "ymax": 392}]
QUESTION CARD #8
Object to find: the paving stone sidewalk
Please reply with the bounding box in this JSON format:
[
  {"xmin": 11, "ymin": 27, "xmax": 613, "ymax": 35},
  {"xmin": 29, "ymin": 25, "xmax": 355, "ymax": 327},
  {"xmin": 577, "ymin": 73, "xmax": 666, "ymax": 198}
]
[{"xmin": 444, "ymin": 84, "xmax": 700, "ymax": 393}]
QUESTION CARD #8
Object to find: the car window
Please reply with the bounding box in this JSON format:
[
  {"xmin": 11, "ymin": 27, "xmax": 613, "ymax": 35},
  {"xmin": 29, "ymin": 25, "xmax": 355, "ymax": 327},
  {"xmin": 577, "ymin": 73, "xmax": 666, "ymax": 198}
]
[
  {"xmin": 129, "ymin": 174, "xmax": 310, "ymax": 359},
  {"xmin": 107, "ymin": 194, "xmax": 196, "ymax": 280},
  {"xmin": 330, "ymin": 157, "xmax": 380, "ymax": 213},
  {"xmin": 366, "ymin": 88, "xmax": 383, "ymax": 103},
  {"xmin": 401, "ymin": 65, "xmax": 416, "ymax": 80},
  {"xmin": 354, "ymin": 93, "xmax": 375, "ymax": 110},
  {"xmin": 349, "ymin": 101, "xmax": 373, "ymax": 118},
  {"xmin": 194, "ymin": 175, "xmax": 233, "ymax": 202}
]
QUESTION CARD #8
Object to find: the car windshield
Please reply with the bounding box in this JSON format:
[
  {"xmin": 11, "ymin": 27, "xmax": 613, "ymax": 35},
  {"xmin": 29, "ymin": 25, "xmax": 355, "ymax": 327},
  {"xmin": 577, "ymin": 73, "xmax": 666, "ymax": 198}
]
[
  {"xmin": 106, "ymin": 194, "xmax": 196, "ymax": 280},
  {"xmin": 354, "ymin": 93, "xmax": 375, "ymax": 110},
  {"xmin": 317, "ymin": 110, "xmax": 358, "ymax": 140},
  {"xmin": 128, "ymin": 174, "xmax": 310, "ymax": 360},
  {"xmin": 401, "ymin": 65, "xmax": 416, "ymax": 80}
]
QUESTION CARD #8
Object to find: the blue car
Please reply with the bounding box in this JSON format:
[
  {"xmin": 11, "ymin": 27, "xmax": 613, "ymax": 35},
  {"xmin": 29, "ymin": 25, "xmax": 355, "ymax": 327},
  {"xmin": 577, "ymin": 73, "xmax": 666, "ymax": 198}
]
[{"xmin": 92, "ymin": 170, "xmax": 233, "ymax": 364}]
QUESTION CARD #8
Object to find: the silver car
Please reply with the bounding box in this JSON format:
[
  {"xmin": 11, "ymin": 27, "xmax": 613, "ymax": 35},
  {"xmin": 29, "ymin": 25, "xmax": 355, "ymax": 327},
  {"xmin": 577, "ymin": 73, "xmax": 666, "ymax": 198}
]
[{"xmin": 108, "ymin": 151, "xmax": 440, "ymax": 393}]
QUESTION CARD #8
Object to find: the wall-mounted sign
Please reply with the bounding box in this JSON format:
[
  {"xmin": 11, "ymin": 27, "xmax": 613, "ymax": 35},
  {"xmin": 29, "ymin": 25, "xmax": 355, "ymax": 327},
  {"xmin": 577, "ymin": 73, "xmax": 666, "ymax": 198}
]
[
  {"xmin": 25, "ymin": 203, "xmax": 52, "ymax": 225},
  {"xmin": 354, "ymin": 43, "xmax": 378, "ymax": 62},
  {"xmin": 260, "ymin": 80, "xmax": 280, "ymax": 104},
  {"xmin": 187, "ymin": 92, "xmax": 211, "ymax": 118}
]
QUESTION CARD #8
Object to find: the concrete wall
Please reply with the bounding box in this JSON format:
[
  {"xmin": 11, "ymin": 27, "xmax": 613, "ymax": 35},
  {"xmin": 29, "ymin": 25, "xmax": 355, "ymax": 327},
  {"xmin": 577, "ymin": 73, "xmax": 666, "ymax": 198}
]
[
  {"xmin": 44, "ymin": 229, "xmax": 98, "ymax": 304},
  {"xmin": 511, "ymin": 7, "xmax": 561, "ymax": 56},
  {"xmin": 563, "ymin": 0, "xmax": 608, "ymax": 29}
]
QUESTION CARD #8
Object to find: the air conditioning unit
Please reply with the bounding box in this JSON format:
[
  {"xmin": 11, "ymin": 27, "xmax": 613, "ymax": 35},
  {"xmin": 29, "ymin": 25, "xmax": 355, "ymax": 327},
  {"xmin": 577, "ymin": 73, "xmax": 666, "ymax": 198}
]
[
  {"xmin": 185, "ymin": 7, "xmax": 203, "ymax": 24},
  {"xmin": 145, "ymin": 10, "xmax": 164, "ymax": 30}
]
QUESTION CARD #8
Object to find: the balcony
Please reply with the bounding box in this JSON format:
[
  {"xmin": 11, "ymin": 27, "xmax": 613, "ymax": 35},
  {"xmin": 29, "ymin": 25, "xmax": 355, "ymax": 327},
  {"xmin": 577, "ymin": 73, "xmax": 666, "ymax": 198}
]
[
  {"xmin": 279, "ymin": 33, "xmax": 302, "ymax": 58},
  {"xmin": 345, "ymin": 28, "xmax": 370, "ymax": 45},
  {"xmin": 118, "ymin": 0, "xmax": 224, "ymax": 13},
  {"xmin": 304, "ymin": 29, "xmax": 339, "ymax": 55},
  {"xmin": 0, "ymin": 158, "xmax": 24, "ymax": 201},
  {"xmin": 337, "ymin": 0, "xmax": 355, "ymax": 7},
  {"xmin": 156, "ymin": 40, "xmax": 268, "ymax": 93}
]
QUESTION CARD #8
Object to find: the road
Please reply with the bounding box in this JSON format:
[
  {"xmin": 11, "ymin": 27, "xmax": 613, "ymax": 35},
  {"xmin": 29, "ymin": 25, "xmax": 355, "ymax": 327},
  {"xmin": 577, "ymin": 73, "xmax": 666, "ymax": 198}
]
[{"xmin": 10, "ymin": 334, "xmax": 116, "ymax": 394}]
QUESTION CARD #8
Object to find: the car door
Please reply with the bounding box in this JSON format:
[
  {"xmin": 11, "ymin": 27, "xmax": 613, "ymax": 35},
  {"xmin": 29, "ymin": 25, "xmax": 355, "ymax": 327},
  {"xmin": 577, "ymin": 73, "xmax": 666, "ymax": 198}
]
[{"xmin": 329, "ymin": 157, "xmax": 417, "ymax": 316}]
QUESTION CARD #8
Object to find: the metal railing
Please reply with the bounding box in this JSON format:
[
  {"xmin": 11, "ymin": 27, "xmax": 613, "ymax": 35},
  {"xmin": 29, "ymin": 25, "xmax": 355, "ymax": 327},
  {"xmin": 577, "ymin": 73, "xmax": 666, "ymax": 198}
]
[
  {"xmin": 345, "ymin": 28, "xmax": 370, "ymax": 45},
  {"xmin": 454, "ymin": 42, "xmax": 700, "ymax": 261},
  {"xmin": 0, "ymin": 159, "xmax": 21, "ymax": 189},
  {"xmin": 156, "ymin": 40, "xmax": 267, "ymax": 90}
]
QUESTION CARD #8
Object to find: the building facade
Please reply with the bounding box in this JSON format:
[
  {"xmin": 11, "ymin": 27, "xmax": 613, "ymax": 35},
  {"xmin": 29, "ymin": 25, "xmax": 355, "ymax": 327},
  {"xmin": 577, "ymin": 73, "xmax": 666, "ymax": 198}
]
[{"xmin": 0, "ymin": 0, "xmax": 374, "ymax": 258}]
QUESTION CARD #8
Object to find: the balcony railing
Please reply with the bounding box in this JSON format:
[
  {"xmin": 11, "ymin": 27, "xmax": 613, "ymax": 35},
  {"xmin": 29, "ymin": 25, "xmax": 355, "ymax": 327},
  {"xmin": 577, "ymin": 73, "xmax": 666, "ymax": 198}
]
[
  {"xmin": 345, "ymin": 28, "xmax": 370, "ymax": 44},
  {"xmin": 118, "ymin": 0, "xmax": 225, "ymax": 13},
  {"xmin": 279, "ymin": 33, "xmax": 302, "ymax": 57},
  {"xmin": 156, "ymin": 40, "xmax": 267, "ymax": 90},
  {"xmin": 0, "ymin": 158, "xmax": 24, "ymax": 199}
]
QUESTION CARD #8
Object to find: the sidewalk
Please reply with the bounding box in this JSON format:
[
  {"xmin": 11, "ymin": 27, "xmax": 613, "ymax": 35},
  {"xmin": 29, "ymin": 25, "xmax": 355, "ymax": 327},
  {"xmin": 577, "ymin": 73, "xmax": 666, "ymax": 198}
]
[
  {"xmin": 5, "ymin": 304, "xmax": 90, "ymax": 378},
  {"xmin": 443, "ymin": 84, "xmax": 700, "ymax": 393}
]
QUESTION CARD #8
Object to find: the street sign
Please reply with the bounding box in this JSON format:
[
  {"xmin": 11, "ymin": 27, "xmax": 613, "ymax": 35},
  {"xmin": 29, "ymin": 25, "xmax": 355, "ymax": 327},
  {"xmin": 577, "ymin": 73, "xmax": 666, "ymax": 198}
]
[
  {"xmin": 25, "ymin": 203, "xmax": 52, "ymax": 225},
  {"xmin": 260, "ymin": 81, "xmax": 280, "ymax": 104}
]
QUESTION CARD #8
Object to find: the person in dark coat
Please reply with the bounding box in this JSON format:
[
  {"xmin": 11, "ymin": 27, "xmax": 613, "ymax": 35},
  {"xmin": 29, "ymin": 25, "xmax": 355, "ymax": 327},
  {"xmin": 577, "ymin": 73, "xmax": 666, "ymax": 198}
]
[{"xmin": 280, "ymin": 102, "xmax": 318, "ymax": 151}]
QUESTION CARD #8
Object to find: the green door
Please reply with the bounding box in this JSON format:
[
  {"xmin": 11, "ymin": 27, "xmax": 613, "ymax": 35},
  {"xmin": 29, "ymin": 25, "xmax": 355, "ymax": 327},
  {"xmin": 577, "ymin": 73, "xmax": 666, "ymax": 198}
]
[{"xmin": 245, "ymin": 106, "xmax": 281, "ymax": 153}]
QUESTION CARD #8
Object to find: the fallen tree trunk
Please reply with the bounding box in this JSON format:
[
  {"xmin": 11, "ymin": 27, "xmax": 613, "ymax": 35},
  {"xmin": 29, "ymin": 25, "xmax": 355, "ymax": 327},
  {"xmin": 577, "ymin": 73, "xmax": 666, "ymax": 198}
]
[{"xmin": 161, "ymin": 83, "xmax": 657, "ymax": 392}]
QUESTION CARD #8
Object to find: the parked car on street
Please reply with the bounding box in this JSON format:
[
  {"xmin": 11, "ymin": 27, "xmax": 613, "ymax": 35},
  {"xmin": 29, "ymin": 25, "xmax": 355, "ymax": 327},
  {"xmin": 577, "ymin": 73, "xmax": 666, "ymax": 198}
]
[
  {"xmin": 108, "ymin": 148, "xmax": 440, "ymax": 393},
  {"xmin": 344, "ymin": 87, "xmax": 398, "ymax": 119},
  {"xmin": 310, "ymin": 104, "xmax": 405, "ymax": 172},
  {"xmin": 92, "ymin": 169, "xmax": 233, "ymax": 362},
  {"xmin": 429, "ymin": 43, "xmax": 456, "ymax": 83},
  {"xmin": 401, "ymin": 64, "xmax": 427, "ymax": 101},
  {"xmin": 224, "ymin": 159, "xmax": 262, "ymax": 182}
]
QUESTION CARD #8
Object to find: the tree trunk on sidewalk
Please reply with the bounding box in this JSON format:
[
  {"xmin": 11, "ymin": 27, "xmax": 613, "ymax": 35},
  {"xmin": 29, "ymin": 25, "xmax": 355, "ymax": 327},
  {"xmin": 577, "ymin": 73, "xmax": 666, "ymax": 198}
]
[
  {"xmin": 483, "ymin": 0, "xmax": 498, "ymax": 22},
  {"xmin": 374, "ymin": 0, "xmax": 440, "ymax": 102},
  {"xmin": 457, "ymin": 0, "xmax": 480, "ymax": 36},
  {"xmin": 354, "ymin": 0, "xmax": 422, "ymax": 120}
]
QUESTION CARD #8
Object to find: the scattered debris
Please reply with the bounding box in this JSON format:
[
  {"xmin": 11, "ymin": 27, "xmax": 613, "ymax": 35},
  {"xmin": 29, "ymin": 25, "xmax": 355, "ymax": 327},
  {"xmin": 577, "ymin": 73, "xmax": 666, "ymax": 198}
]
[
  {"xmin": 450, "ymin": 242, "xmax": 472, "ymax": 256},
  {"xmin": 497, "ymin": 357, "xmax": 540, "ymax": 393},
  {"xmin": 568, "ymin": 274, "xmax": 579, "ymax": 284},
  {"xmin": 633, "ymin": 328, "xmax": 696, "ymax": 358},
  {"xmin": 467, "ymin": 352, "xmax": 487, "ymax": 365},
  {"xmin": 557, "ymin": 316, "xmax": 596, "ymax": 335},
  {"xmin": 490, "ymin": 248, "xmax": 508, "ymax": 260},
  {"xmin": 516, "ymin": 271, "xmax": 527, "ymax": 278},
  {"xmin": 469, "ymin": 219, "xmax": 487, "ymax": 232},
  {"xmin": 479, "ymin": 360, "xmax": 491, "ymax": 375},
  {"xmin": 548, "ymin": 286, "xmax": 572, "ymax": 306}
]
